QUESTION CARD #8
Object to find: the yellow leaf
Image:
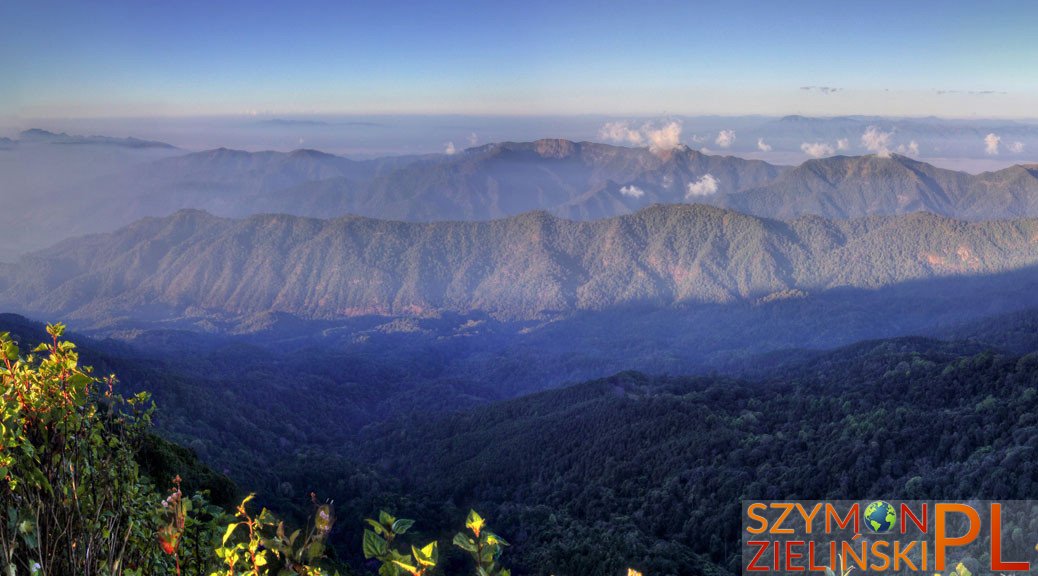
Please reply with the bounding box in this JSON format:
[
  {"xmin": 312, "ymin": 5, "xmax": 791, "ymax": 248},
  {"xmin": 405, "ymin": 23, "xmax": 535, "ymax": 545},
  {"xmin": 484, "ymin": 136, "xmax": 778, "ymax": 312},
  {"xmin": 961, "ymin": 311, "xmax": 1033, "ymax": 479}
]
[{"xmin": 466, "ymin": 510, "xmax": 485, "ymax": 537}]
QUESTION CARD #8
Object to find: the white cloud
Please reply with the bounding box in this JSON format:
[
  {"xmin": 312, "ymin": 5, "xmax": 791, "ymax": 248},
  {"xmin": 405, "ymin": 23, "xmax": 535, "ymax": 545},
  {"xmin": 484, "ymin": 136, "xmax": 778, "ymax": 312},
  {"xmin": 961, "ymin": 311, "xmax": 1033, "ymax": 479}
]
[
  {"xmin": 467, "ymin": 132, "xmax": 479, "ymax": 146},
  {"xmin": 598, "ymin": 119, "xmax": 684, "ymax": 153},
  {"xmin": 647, "ymin": 121, "xmax": 683, "ymax": 152},
  {"xmin": 686, "ymin": 174, "xmax": 719, "ymax": 197},
  {"xmin": 445, "ymin": 141, "xmax": 457, "ymax": 155},
  {"xmin": 599, "ymin": 121, "xmax": 644, "ymax": 146},
  {"xmin": 985, "ymin": 133, "xmax": 1001, "ymax": 155},
  {"xmin": 756, "ymin": 137, "xmax": 772, "ymax": 152},
  {"xmin": 1008, "ymin": 141, "xmax": 1025, "ymax": 154},
  {"xmin": 861, "ymin": 126, "xmax": 893, "ymax": 157},
  {"xmin": 896, "ymin": 140, "xmax": 920, "ymax": 156},
  {"xmin": 715, "ymin": 129, "xmax": 736, "ymax": 148},
  {"xmin": 801, "ymin": 86, "xmax": 841, "ymax": 94},
  {"xmin": 690, "ymin": 134, "xmax": 706, "ymax": 144},
  {"xmin": 619, "ymin": 185, "xmax": 645, "ymax": 199},
  {"xmin": 836, "ymin": 138, "xmax": 850, "ymax": 151},
  {"xmin": 800, "ymin": 141, "xmax": 835, "ymax": 158}
]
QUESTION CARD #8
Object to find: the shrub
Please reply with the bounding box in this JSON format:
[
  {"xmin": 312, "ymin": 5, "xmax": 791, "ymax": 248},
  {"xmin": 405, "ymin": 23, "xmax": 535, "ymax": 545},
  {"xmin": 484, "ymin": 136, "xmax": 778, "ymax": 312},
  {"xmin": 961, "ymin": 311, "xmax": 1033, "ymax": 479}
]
[
  {"xmin": 0, "ymin": 324, "xmax": 168, "ymax": 575},
  {"xmin": 1, "ymin": 324, "xmax": 518, "ymax": 576}
]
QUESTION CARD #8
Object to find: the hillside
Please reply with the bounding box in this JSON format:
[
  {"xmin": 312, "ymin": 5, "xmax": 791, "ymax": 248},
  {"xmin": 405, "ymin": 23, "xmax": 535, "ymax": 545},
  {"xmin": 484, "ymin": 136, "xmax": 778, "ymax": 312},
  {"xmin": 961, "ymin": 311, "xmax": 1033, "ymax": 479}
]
[
  {"xmin": 356, "ymin": 340, "xmax": 1038, "ymax": 574},
  {"xmin": 724, "ymin": 154, "xmax": 1038, "ymax": 220},
  {"xmin": 4, "ymin": 205, "xmax": 1038, "ymax": 323}
]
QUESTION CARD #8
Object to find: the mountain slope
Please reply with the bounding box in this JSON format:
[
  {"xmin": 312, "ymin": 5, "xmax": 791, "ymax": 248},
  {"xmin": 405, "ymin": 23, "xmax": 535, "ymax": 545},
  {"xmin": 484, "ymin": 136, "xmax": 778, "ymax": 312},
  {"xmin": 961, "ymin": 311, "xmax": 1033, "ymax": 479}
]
[
  {"xmin": 350, "ymin": 140, "xmax": 785, "ymax": 220},
  {"xmin": 4, "ymin": 205, "xmax": 1038, "ymax": 323},
  {"xmin": 357, "ymin": 342, "xmax": 1038, "ymax": 574},
  {"xmin": 723, "ymin": 154, "xmax": 1038, "ymax": 220}
]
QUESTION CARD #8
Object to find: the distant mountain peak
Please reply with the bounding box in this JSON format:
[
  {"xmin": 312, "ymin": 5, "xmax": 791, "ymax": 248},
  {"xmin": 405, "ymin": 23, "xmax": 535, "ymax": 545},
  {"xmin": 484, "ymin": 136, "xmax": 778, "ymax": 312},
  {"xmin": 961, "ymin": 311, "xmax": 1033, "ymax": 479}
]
[
  {"xmin": 287, "ymin": 148, "xmax": 340, "ymax": 160},
  {"xmin": 18, "ymin": 128, "xmax": 175, "ymax": 149},
  {"xmin": 20, "ymin": 128, "xmax": 69, "ymax": 140},
  {"xmin": 533, "ymin": 138, "xmax": 578, "ymax": 158}
]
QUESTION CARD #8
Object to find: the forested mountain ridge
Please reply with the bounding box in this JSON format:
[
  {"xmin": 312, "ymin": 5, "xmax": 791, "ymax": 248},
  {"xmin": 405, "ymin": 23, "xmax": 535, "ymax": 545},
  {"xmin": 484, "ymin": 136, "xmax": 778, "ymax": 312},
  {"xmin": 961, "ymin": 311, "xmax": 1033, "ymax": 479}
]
[
  {"xmin": 3, "ymin": 205, "xmax": 1038, "ymax": 323},
  {"xmin": 7, "ymin": 311, "xmax": 1035, "ymax": 575},
  {"xmin": 357, "ymin": 339, "xmax": 1038, "ymax": 574},
  {"xmin": 722, "ymin": 154, "xmax": 1038, "ymax": 220}
]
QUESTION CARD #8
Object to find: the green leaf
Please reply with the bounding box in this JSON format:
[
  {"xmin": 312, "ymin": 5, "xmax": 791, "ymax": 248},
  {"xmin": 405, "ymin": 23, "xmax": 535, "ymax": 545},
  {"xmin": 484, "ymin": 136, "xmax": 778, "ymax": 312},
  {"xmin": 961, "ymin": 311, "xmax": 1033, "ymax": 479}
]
[
  {"xmin": 379, "ymin": 510, "xmax": 396, "ymax": 528},
  {"xmin": 392, "ymin": 518, "xmax": 415, "ymax": 535},
  {"xmin": 221, "ymin": 522, "xmax": 240, "ymax": 546},
  {"xmin": 453, "ymin": 532, "xmax": 477, "ymax": 552},
  {"xmin": 306, "ymin": 540, "xmax": 325, "ymax": 561},
  {"xmin": 366, "ymin": 518, "xmax": 385, "ymax": 535},
  {"xmin": 485, "ymin": 531, "xmax": 509, "ymax": 547},
  {"xmin": 363, "ymin": 529, "xmax": 388, "ymax": 559}
]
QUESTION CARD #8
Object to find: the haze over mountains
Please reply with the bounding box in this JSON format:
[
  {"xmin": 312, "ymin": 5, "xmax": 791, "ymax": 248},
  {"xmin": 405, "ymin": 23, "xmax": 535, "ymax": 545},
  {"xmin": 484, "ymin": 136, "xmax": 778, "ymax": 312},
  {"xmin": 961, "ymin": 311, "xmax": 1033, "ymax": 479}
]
[{"xmin": 5, "ymin": 128, "xmax": 1038, "ymax": 261}]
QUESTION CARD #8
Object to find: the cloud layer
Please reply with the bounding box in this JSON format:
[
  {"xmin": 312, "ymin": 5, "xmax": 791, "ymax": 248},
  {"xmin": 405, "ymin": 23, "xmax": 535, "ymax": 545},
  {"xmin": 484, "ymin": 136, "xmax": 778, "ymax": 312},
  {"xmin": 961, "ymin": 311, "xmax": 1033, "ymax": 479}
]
[
  {"xmin": 800, "ymin": 86, "xmax": 841, "ymax": 94},
  {"xmin": 715, "ymin": 129, "xmax": 736, "ymax": 148},
  {"xmin": 599, "ymin": 119, "xmax": 684, "ymax": 152},
  {"xmin": 756, "ymin": 137, "xmax": 772, "ymax": 152},
  {"xmin": 861, "ymin": 126, "xmax": 894, "ymax": 157},
  {"xmin": 619, "ymin": 185, "xmax": 645, "ymax": 199},
  {"xmin": 985, "ymin": 133, "xmax": 1001, "ymax": 155},
  {"xmin": 896, "ymin": 140, "xmax": 920, "ymax": 156},
  {"xmin": 800, "ymin": 141, "xmax": 835, "ymax": 158},
  {"xmin": 686, "ymin": 174, "xmax": 719, "ymax": 197}
]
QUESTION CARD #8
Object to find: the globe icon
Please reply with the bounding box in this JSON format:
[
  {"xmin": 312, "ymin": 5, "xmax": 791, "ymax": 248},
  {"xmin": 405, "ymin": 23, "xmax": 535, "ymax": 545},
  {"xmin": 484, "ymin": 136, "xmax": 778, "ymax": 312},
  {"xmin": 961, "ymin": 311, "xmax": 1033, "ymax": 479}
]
[{"xmin": 864, "ymin": 500, "xmax": 897, "ymax": 533}]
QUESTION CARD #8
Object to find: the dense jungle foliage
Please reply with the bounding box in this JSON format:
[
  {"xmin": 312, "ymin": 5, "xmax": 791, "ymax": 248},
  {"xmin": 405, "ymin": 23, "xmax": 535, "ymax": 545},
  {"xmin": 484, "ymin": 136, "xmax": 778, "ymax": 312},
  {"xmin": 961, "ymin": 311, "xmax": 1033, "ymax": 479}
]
[{"xmin": 2, "ymin": 314, "xmax": 1038, "ymax": 574}]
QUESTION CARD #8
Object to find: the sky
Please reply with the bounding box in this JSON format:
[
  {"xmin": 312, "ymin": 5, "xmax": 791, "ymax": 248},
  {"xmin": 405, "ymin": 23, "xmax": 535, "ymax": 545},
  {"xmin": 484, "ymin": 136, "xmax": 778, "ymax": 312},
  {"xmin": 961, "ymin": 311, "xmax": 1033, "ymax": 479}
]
[{"xmin": 2, "ymin": 0, "xmax": 1038, "ymax": 121}]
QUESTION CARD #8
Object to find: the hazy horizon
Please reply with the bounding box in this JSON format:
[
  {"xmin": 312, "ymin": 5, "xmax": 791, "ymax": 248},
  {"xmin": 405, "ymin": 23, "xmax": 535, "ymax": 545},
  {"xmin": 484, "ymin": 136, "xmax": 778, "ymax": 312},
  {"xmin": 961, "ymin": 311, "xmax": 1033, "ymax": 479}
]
[{"xmin": 5, "ymin": 113, "xmax": 1037, "ymax": 173}]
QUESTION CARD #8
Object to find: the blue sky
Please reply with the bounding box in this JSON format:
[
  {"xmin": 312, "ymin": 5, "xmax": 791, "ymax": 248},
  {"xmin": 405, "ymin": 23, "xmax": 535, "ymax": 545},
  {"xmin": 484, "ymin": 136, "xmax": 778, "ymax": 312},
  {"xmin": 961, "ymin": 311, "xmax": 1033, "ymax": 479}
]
[{"xmin": 3, "ymin": 0, "xmax": 1037, "ymax": 119}]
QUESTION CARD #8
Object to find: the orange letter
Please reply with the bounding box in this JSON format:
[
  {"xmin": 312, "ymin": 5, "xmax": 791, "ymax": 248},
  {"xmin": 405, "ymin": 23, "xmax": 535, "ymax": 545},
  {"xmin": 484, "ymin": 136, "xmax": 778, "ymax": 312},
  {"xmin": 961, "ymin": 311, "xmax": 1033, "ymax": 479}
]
[
  {"xmin": 935, "ymin": 503, "xmax": 980, "ymax": 571},
  {"xmin": 796, "ymin": 503, "xmax": 822, "ymax": 534},
  {"xmin": 772, "ymin": 503, "xmax": 795, "ymax": 534},
  {"xmin": 826, "ymin": 503, "xmax": 859, "ymax": 534},
  {"xmin": 747, "ymin": 503, "xmax": 769, "ymax": 534}
]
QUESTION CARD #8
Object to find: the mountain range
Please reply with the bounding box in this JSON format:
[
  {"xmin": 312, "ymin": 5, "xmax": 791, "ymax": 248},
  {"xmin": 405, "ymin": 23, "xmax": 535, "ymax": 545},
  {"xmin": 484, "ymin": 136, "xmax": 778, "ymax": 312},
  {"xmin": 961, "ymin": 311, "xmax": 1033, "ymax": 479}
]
[
  {"xmin": 8, "ymin": 134, "xmax": 1038, "ymax": 261},
  {"xmin": 3, "ymin": 204, "xmax": 1038, "ymax": 325},
  {"xmin": 721, "ymin": 154, "xmax": 1038, "ymax": 220},
  {"xmin": 15, "ymin": 128, "xmax": 178, "ymax": 149}
]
